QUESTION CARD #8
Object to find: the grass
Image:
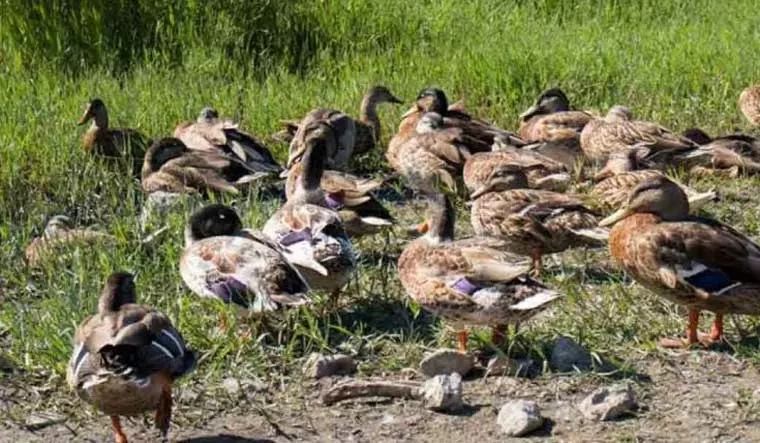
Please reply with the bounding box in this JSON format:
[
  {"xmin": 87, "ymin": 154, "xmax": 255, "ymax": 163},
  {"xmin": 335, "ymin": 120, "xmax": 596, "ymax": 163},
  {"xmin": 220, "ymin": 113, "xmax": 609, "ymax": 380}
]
[{"xmin": 3, "ymin": 0, "xmax": 760, "ymax": 427}]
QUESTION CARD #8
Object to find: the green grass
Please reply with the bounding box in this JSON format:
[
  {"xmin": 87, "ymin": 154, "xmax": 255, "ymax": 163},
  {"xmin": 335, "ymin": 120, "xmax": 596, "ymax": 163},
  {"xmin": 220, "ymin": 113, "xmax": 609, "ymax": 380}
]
[{"xmin": 3, "ymin": 0, "xmax": 760, "ymax": 419}]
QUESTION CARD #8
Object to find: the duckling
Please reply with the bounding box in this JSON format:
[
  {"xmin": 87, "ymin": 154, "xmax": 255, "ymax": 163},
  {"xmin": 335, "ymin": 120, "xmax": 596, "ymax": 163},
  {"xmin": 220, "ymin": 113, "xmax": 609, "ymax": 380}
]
[
  {"xmin": 599, "ymin": 176, "xmax": 760, "ymax": 347},
  {"xmin": 739, "ymin": 85, "xmax": 760, "ymax": 126},
  {"xmin": 283, "ymin": 85, "xmax": 403, "ymax": 169},
  {"xmin": 67, "ymin": 272, "xmax": 196, "ymax": 443},
  {"xmin": 180, "ymin": 205, "xmax": 317, "ymax": 316},
  {"xmin": 263, "ymin": 120, "xmax": 356, "ymax": 300},
  {"xmin": 285, "ymin": 164, "xmax": 393, "ymax": 237},
  {"xmin": 676, "ymin": 128, "xmax": 760, "ymax": 177},
  {"xmin": 470, "ymin": 165, "xmax": 606, "ymax": 274},
  {"xmin": 25, "ymin": 215, "xmax": 116, "ymax": 268},
  {"xmin": 592, "ymin": 150, "xmax": 716, "ymax": 214},
  {"xmin": 141, "ymin": 137, "xmax": 268, "ymax": 195},
  {"xmin": 580, "ymin": 105, "xmax": 696, "ymax": 164},
  {"xmin": 398, "ymin": 190, "xmax": 561, "ymax": 352},
  {"xmin": 174, "ymin": 108, "xmax": 282, "ymax": 177},
  {"xmin": 78, "ymin": 98, "xmax": 147, "ymax": 170}
]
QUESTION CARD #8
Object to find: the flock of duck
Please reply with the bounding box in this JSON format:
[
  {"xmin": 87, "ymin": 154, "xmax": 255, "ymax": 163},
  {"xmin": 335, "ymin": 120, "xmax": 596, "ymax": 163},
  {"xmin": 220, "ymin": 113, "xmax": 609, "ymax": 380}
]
[{"xmin": 24, "ymin": 84, "xmax": 760, "ymax": 442}]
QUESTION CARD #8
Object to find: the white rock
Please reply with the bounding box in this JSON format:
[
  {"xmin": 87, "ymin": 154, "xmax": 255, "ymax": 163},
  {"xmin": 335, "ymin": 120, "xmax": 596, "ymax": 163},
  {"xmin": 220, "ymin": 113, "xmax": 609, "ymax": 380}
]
[
  {"xmin": 419, "ymin": 373, "xmax": 463, "ymax": 412},
  {"xmin": 222, "ymin": 377, "xmax": 241, "ymax": 397},
  {"xmin": 304, "ymin": 353, "xmax": 357, "ymax": 379},
  {"xmin": 497, "ymin": 400, "xmax": 545, "ymax": 437},
  {"xmin": 579, "ymin": 384, "xmax": 637, "ymax": 421},
  {"xmin": 419, "ymin": 349, "xmax": 474, "ymax": 378}
]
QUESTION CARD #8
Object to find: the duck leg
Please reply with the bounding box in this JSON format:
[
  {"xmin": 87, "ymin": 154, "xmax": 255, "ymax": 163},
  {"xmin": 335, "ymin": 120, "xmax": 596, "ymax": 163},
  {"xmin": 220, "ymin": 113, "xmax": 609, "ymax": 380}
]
[
  {"xmin": 710, "ymin": 313, "xmax": 724, "ymax": 342},
  {"xmin": 110, "ymin": 416, "xmax": 128, "ymax": 443},
  {"xmin": 491, "ymin": 325, "xmax": 508, "ymax": 348},
  {"xmin": 530, "ymin": 252, "xmax": 542, "ymax": 277},
  {"xmin": 456, "ymin": 330, "xmax": 469, "ymax": 353},
  {"xmin": 154, "ymin": 376, "xmax": 173, "ymax": 441},
  {"xmin": 659, "ymin": 308, "xmax": 711, "ymax": 348}
]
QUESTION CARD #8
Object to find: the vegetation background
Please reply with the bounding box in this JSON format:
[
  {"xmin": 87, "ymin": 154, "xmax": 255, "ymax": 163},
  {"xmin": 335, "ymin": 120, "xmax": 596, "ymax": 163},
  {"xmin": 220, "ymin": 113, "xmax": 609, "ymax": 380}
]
[{"xmin": 2, "ymin": 0, "xmax": 760, "ymax": 436}]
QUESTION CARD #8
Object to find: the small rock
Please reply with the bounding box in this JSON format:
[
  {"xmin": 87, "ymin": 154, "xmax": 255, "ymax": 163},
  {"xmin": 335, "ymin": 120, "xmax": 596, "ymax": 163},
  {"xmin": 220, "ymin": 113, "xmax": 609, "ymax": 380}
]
[
  {"xmin": 487, "ymin": 356, "xmax": 540, "ymax": 378},
  {"xmin": 497, "ymin": 400, "xmax": 545, "ymax": 437},
  {"xmin": 379, "ymin": 413, "xmax": 396, "ymax": 425},
  {"xmin": 579, "ymin": 384, "xmax": 637, "ymax": 421},
  {"xmin": 304, "ymin": 353, "xmax": 357, "ymax": 379},
  {"xmin": 25, "ymin": 412, "xmax": 66, "ymax": 431},
  {"xmin": 419, "ymin": 349, "xmax": 474, "ymax": 378},
  {"xmin": 221, "ymin": 377, "xmax": 241, "ymax": 397},
  {"xmin": 419, "ymin": 373, "xmax": 463, "ymax": 412},
  {"xmin": 550, "ymin": 337, "xmax": 592, "ymax": 372}
]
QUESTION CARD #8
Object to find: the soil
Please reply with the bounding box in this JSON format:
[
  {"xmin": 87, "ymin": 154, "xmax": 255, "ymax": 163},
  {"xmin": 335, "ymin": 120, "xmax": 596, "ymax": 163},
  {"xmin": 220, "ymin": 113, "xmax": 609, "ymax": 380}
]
[{"xmin": 3, "ymin": 350, "xmax": 760, "ymax": 443}]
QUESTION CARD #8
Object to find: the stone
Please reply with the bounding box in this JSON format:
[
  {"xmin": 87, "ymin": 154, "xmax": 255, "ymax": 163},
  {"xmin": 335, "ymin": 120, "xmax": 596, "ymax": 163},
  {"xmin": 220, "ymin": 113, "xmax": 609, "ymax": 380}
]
[
  {"xmin": 578, "ymin": 384, "xmax": 637, "ymax": 421},
  {"xmin": 25, "ymin": 412, "xmax": 66, "ymax": 431},
  {"xmin": 379, "ymin": 413, "xmax": 396, "ymax": 425},
  {"xmin": 304, "ymin": 353, "xmax": 357, "ymax": 379},
  {"xmin": 487, "ymin": 356, "xmax": 540, "ymax": 378},
  {"xmin": 497, "ymin": 400, "xmax": 545, "ymax": 437},
  {"xmin": 419, "ymin": 349, "xmax": 474, "ymax": 378},
  {"xmin": 419, "ymin": 373, "xmax": 463, "ymax": 412},
  {"xmin": 550, "ymin": 337, "xmax": 593, "ymax": 372},
  {"xmin": 221, "ymin": 377, "xmax": 241, "ymax": 397}
]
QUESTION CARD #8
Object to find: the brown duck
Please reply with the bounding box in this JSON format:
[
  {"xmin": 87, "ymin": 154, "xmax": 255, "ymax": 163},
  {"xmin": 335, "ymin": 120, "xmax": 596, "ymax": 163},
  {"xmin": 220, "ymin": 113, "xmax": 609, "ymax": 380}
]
[
  {"xmin": 25, "ymin": 215, "xmax": 116, "ymax": 268},
  {"xmin": 676, "ymin": 128, "xmax": 760, "ymax": 177},
  {"xmin": 739, "ymin": 85, "xmax": 760, "ymax": 126},
  {"xmin": 78, "ymin": 98, "xmax": 147, "ymax": 170}
]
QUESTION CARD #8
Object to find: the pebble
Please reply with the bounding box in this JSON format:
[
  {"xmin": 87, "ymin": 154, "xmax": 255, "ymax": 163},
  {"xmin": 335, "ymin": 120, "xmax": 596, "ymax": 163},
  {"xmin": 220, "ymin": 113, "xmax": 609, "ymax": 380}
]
[
  {"xmin": 304, "ymin": 353, "xmax": 357, "ymax": 379},
  {"xmin": 550, "ymin": 337, "xmax": 593, "ymax": 372},
  {"xmin": 419, "ymin": 373, "xmax": 463, "ymax": 412},
  {"xmin": 487, "ymin": 356, "xmax": 540, "ymax": 378},
  {"xmin": 578, "ymin": 383, "xmax": 638, "ymax": 421},
  {"xmin": 419, "ymin": 349, "xmax": 474, "ymax": 378},
  {"xmin": 497, "ymin": 400, "xmax": 545, "ymax": 437},
  {"xmin": 221, "ymin": 377, "xmax": 241, "ymax": 397}
]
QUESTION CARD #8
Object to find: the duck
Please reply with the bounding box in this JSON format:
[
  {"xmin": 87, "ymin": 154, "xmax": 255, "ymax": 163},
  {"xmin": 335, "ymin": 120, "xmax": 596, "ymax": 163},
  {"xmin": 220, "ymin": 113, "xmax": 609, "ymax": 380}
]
[
  {"xmin": 284, "ymin": 164, "xmax": 393, "ymax": 237},
  {"xmin": 67, "ymin": 272, "xmax": 196, "ymax": 443},
  {"xmin": 180, "ymin": 204, "xmax": 317, "ymax": 316},
  {"xmin": 283, "ymin": 85, "xmax": 403, "ymax": 169},
  {"xmin": 591, "ymin": 150, "xmax": 716, "ymax": 214},
  {"xmin": 78, "ymin": 98, "xmax": 147, "ymax": 170},
  {"xmin": 141, "ymin": 137, "xmax": 268, "ymax": 195},
  {"xmin": 739, "ymin": 85, "xmax": 760, "ymax": 126},
  {"xmin": 599, "ymin": 175, "xmax": 760, "ymax": 348},
  {"xmin": 263, "ymin": 120, "xmax": 356, "ymax": 300},
  {"xmin": 393, "ymin": 87, "xmax": 520, "ymax": 151},
  {"xmin": 398, "ymin": 190, "xmax": 562, "ymax": 352},
  {"xmin": 25, "ymin": 215, "xmax": 116, "ymax": 268},
  {"xmin": 676, "ymin": 128, "xmax": 760, "ymax": 177},
  {"xmin": 469, "ymin": 165, "xmax": 606, "ymax": 274},
  {"xmin": 174, "ymin": 108, "xmax": 282, "ymax": 178},
  {"xmin": 579, "ymin": 105, "xmax": 696, "ymax": 164}
]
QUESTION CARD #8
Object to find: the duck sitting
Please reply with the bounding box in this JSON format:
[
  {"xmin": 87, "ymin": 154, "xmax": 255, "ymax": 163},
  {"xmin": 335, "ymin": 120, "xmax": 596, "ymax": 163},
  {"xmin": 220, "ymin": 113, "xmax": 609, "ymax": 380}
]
[
  {"xmin": 174, "ymin": 108, "xmax": 282, "ymax": 178},
  {"xmin": 180, "ymin": 205, "xmax": 316, "ymax": 318},
  {"xmin": 263, "ymin": 120, "xmax": 356, "ymax": 303},
  {"xmin": 580, "ymin": 105, "xmax": 696, "ymax": 164},
  {"xmin": 141, "ymin": 137, "xmax": 268, "ymax": 195},
  {"xmin": 739, "ymin": 85, "xmax": 760, "ymax": 126},
  {"xmin": 25, "ymin": 215, "xmax": 116, "ymax": 268},
  {"xmin": 398, "ymin": 190, "xmax": 562, "ymax": 352},
  {"xmin": 599, "ymin": 176, "xmax": 760, "ymax": 347},
  {"xmin": 470, "ymin": 165, "xmax": 606, "ymax": 275},
  {"xmin": 676, "ymin": 128, "xmax": 760, "ymax": 177},
  {"xmin": 67, "ymin": 272, "xmax": 196, "ymax": 443},
  {"xmin": 78, "ymin": 98, "xmax": 147, "ymax": 173},
  {"xmin": 591, "ymin": 150, "xmax": 716, "ymax": 214}
]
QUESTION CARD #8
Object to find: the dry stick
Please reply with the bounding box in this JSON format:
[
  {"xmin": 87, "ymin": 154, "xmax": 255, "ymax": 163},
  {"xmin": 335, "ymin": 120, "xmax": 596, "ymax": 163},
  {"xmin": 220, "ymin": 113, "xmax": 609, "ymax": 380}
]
[{"xmin": 321, "ymin": 380, "xmax": 421, "ymax": 406}]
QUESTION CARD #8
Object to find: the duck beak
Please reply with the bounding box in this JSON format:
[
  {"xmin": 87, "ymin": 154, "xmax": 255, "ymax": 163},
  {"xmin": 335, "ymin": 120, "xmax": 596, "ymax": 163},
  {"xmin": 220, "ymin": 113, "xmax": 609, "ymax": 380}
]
[
  {"xmin": 599, "ymin": 207, "xmax": 633, "ymax": 227},
  {"xmin": 518, "ymin": 105, "xmax": 541, "ymax": 121},
  {"xmin": 400, "ymin": 105, "xmax": 419, "ymax": 119},
  {"xmin": 77, "ymin": 104, "xmax": 93, "ymax": 125},
  {"xmin": 279, "ymin": 168, "xmax": 290, "ymax": 179},
  {"xmin": 470, "ymin": 184, "xmax": 491, "ymax": 200}
]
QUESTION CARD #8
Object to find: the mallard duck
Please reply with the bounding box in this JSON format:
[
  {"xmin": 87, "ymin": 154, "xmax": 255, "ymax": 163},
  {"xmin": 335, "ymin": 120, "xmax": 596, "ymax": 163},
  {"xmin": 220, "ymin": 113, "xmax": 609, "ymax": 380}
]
[
  {"xmin": 180, "ymin": 204, "xmax": 317, "ymax": 315},
  {"xmin": 398, "ymin": 190, "xmax": 561, "ymax": 352},
  {"xmin": 285, "ymin": 163, "xmax": 393, "ymax": 237},
  {"xmin": 78, "ymin": 98, "xmax": 147, "ymax": 168},
  {"xmin": 67, "ymin": 272, "xmax": 196, "ymax": 443},
  {"xmin": 283, "ymin": 86, "xmax": 403, "ymax": 169},
  {"xmin": 599, "ymin": 175, "xmax": 760, "ymax": 347},
  {"xmin": 174, "ymin": 108, "xmax": 282, "ymax": 177},
  {"xmin": 141, "ymin": 137, "xmax": 268, "ymax": 195},
  {"xmin": 464, "ymin": 144, "xmax": 572, "ymax": 194},
  {"xmin": 739, "ymin": 85, "xmax": 760, "ymax": 126},
  {"xmin": 676, "ymin": 128, "xmax": 760, "ymax": 177},
  {"xmin": 25, "ymin": 215, "xmax": 115, "ymax": 268},
  {"xmin": 263, "ymin": 120, "xmax": 356, "ymax": 298},
  {"xmin": 580, "ymin": 105, "xmax": 695, "ymax": 164},
  {"xmin": 592, "ymin": 150, "xmax": 716, "ymax": 214},
  {"xmin": 470, "ymin": 165, "xmax": 606, "ymax": 274}
]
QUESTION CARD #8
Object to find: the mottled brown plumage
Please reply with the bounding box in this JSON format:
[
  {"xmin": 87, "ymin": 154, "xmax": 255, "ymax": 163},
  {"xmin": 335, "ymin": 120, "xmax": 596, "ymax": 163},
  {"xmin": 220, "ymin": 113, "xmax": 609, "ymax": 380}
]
[
  {"xmin": 78, "ymin": 98, "xmax": 147, "ymax": 175},
  {"xmin": 739, "ymin": 85, "xmax": 760, "ymax": 126},
  {"xmin": 677, "ymin": 128, "xmax": 760, "ymax": 176},
  {"xmin": 464, "ymin": 146, "xmax": 571, "ymax": 194},
  {"xmin": 25, "ymin": 216, "xmax": 115, "ymax": 268}
]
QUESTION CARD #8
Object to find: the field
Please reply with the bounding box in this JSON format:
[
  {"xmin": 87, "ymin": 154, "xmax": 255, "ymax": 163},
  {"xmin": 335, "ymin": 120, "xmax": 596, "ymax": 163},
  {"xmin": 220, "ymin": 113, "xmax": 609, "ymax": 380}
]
[{"xmin": 3, "ymin": 0, "xmax": 760, "ymax": 441}]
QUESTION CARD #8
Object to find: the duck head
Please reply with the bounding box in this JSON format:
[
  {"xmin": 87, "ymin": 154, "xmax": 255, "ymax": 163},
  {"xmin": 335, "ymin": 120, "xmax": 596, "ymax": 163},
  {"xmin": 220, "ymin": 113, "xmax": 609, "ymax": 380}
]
[
  {"xmin": 366, "ymin": 85, "xmax": 403, "ymax": 105},
  {"xmin": 519, "ymin": 88, "xmax": 571, "ymax": 121},
  {"xmin": 402, "ymin": 87, "xmax": 449, "ymax": 118},
  {"xmin": 78, "ymin": 98, "xmax": 108, "ymax": 127},
  {"xmin": 185, "ymin": 204, "xmax": 243, "ymax": 245},
  {"xmin": 470, "ymin": 164, "xmax": 530, "ymax": 199},
  {"xmin": 98, "ymin": 271, "xmax": 137, "ymax": 314},
  {"xmin": 599, "ymin": 176, "xmax": 688, "ymax": 226}
]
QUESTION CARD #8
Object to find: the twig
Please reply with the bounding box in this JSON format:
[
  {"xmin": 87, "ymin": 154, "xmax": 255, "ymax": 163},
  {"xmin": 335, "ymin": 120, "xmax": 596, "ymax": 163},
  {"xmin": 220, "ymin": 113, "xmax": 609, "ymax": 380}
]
[{"xmin": 321, "ymin": 380, "xmax": 421, "ymax": 406}]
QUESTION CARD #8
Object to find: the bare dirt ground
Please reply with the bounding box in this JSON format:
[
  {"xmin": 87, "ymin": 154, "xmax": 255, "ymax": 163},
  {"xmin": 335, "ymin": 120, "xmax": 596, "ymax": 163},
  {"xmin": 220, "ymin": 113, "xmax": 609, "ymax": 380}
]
[{"xmin": 3, "ymin": 350, "xmax": 760, "ymax": 443}]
